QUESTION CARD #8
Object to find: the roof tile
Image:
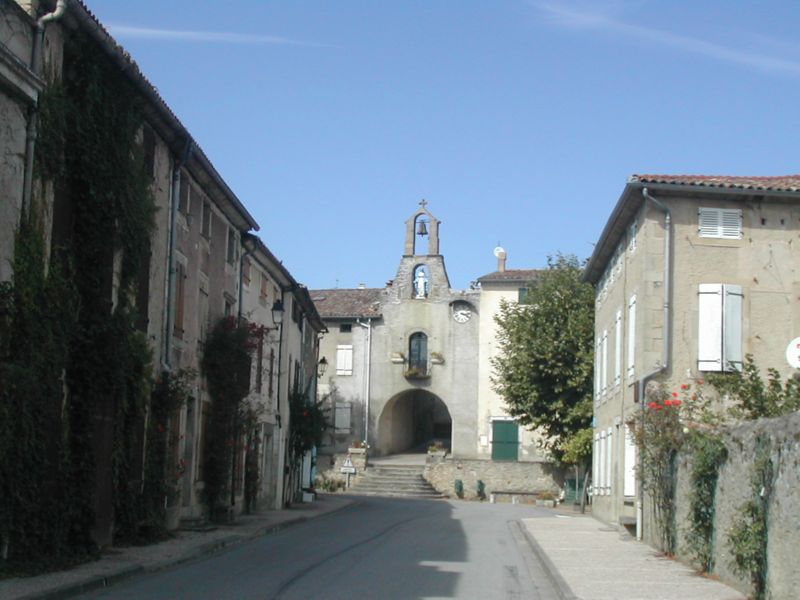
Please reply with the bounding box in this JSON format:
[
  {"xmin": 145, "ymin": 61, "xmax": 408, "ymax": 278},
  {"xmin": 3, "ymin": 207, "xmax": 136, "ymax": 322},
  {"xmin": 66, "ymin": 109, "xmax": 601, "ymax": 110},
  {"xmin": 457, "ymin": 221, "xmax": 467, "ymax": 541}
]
[
  {"xmin": 309, "ymin": 289, "xmax": 383, "ymax": 318},
  {"xmin": 632, "ymin": 174, "xmax": 800, "ymax": 193}
]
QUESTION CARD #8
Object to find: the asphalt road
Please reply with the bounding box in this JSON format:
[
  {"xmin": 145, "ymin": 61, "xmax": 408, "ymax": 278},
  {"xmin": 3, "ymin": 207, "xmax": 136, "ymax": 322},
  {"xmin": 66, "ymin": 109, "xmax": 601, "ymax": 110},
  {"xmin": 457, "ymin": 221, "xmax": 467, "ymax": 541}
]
[{"xmin": 79, "ymin": 496, "xmax": 560, "ymax": 600}]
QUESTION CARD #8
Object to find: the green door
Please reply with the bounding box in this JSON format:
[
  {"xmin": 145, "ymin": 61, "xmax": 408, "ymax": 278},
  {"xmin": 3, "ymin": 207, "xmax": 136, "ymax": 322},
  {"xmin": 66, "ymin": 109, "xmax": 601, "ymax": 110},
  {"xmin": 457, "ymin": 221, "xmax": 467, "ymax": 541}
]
[{"xmin": 491, "ymin": 420, "xmax": 518, "ymax": 461}]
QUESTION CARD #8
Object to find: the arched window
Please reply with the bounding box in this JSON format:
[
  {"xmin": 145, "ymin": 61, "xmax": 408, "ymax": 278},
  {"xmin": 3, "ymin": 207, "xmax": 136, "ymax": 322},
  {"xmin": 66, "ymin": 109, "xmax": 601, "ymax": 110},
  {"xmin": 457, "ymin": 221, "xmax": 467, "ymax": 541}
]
[{"xmin": 408, "ymin": 332, "xmax": 428, "ymax": 375}]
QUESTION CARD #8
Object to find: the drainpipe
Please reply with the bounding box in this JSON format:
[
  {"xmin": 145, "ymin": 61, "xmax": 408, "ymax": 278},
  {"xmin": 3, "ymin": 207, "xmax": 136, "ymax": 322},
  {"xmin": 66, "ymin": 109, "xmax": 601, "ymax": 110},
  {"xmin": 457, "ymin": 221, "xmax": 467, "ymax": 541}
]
[
  {"xmin": 356, "ymin": 318, "xmax": 372, "ymax": 445},
  {"xmin": 163, "ymin": 140, "xmax": 193, "ymax": 372},
  {"xmin": 21, "ymin": 0, "xmax": 68, "ymax": 216},
  {"xmin": 636, "ymin": 186, "xmax": 672, "ymax": 541}
]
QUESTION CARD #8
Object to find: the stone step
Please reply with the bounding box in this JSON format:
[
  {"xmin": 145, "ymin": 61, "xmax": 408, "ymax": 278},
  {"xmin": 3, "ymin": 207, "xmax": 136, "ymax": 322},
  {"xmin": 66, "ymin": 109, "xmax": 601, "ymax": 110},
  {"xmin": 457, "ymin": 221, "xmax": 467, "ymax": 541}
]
[{"xmin": 348, "ymin": 465, "xmax": 444, "ymax": 499}]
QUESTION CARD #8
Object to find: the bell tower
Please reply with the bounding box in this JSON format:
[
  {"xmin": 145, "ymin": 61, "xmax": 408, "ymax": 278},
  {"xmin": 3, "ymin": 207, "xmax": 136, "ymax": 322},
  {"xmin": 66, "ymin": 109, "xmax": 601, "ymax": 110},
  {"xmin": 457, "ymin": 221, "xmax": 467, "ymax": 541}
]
[{"xmin": 404, "ymin": 199, "xmax": 441, "ymax": 256}]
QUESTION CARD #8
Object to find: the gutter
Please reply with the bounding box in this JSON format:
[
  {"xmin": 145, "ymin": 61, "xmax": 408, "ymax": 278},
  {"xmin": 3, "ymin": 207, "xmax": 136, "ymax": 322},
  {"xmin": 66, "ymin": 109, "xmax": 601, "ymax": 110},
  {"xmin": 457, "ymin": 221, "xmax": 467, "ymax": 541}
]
[
  {"xmin": 21, "ymin": 0, "xmax": 68, "ymax": 215},
  {"xmin": 356, "ymin": 318, "xmax": 372, "ymax": 444},
  {"xmin": 635, "ymin": 186, "xmax": 672, "ymax": 542}
]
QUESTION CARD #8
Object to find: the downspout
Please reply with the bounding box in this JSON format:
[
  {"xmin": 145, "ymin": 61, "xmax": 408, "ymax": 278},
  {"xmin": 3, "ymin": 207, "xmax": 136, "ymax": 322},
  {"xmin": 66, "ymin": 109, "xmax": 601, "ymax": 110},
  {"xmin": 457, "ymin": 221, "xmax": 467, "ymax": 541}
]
[
  {"xmin": 163, "ymin": 140, "xmax": 193, "ymax": 372},
  {"xmin": 22, "ymin": 0, "xmax": 69, "ymax": 216},
  {"xmin": 636, "ymin": 186, "xmax": 672, "ymax": 541},
  {"xmin": 356, "ymin": 318, "xmax": 372, "ymax": 444}
]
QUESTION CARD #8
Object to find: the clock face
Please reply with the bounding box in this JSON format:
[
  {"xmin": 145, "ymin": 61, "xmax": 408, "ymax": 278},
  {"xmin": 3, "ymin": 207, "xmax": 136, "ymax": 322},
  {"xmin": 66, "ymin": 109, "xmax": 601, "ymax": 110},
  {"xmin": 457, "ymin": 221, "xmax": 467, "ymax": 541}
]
[{"xmin": 453, "ymin": 304, "xmax": 472, "ymax": 323}]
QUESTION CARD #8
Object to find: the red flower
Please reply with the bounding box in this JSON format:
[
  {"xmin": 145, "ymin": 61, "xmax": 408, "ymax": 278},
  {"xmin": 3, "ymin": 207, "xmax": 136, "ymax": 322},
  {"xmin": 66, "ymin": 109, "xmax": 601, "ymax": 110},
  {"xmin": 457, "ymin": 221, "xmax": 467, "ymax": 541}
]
[
  {"xmin": 648, "ymin": 401, "xmax": 658, "ymax": 409},
  {"xmin": 672, "ymin": 392, "xmax": 679, "ymax": 398},
  {"xmin": 680, "ymin": 384, "xmax": 690, "ymax": 390},
  {"xmin": 672, "ymin": 399, "xmax": 682, "ymax": 407},
  {"xmin": 655, "ymin": 405, "xmax": 663, "ymax": 411},
  {"xmin": 664, "ymin": 399, "xmax": 672, "ymax": 407}
]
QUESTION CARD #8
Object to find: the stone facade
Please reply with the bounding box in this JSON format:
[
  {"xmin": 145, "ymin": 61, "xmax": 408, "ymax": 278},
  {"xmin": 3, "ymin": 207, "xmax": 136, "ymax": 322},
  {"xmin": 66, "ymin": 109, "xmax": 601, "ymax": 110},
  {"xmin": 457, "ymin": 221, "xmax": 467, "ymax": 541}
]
[{"xmin": 585, "ymin": 175, "xmax": 800, "ymax": 530}]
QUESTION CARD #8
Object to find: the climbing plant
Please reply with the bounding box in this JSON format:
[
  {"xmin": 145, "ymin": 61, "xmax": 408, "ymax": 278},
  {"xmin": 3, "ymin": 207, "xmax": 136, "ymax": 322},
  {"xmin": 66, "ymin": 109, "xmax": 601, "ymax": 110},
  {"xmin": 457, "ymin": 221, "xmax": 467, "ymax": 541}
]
[
  {"xmin": 200, "ymin": 317, "xmax": 258, "ymax": 521},
  {"xmin": 2, "ymin": 28, "xmax": 158, "ymax": 571},
  {"xmin": 285, "ymin": 386, "xmax": 327, "ymax": 506}
]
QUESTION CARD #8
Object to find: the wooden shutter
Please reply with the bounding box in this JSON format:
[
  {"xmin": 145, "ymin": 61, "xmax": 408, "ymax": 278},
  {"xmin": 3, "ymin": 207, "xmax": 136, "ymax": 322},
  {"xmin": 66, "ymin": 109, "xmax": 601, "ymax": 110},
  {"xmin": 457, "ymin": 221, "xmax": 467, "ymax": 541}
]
[
  {"xmin": 724, "ymin": 284, "xmax": 744, "ymax": 371},
  {"xmin": 721, "ymin": 209, "xmax": 743, "ymax": 239},
  {"xmin": 601, "ymin": 329, "xmax": 608, "ymax": 393},
  {"xmin": 698, "ymin": 284, "xmax": 723, "ymax": 371},
  {"xmin": 698, "ymin": 207, "xmax": 720, "ymax": 237},
  {"xmin": 491, "ymin": 420, "xmax": 519, "ymax": 461},
  {"xmin": 593, "ymin": 433, "xmax": 600, "ymax": 495},
  {"xmin": 699, "ymin": 207, "xmax": 742, "ymax": 239},
  {"xmin": 614, "ymin": 309, "xmax": 622, "ymax": 386},
  {"xmin": 598, "ymin": 431, "xmax": 606, "ymax": 494},
  {"xmin": 336, "ymin": 345, "xmax": 353, "ymax": 375},
  {"xmin": 627, "ymin": 295, "xmax": 636, "ymax": 379},
  {"xmin": 334, "ymin": 402, "xmax": 352, "ymax": 433}
]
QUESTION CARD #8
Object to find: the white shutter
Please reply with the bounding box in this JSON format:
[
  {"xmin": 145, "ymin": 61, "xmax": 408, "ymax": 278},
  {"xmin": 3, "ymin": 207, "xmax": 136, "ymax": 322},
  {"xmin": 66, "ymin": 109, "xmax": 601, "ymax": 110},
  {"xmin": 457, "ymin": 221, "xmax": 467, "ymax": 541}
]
[
  {"xmin": 698, "ymin": 207, "xmax": 720, "ymax": 237},
  {"xmin": 614, "ymin": 309, "xmax": 622, "ymax": 386},
  {"xmin": 594, "ymin": 339, "xmax": 601, "ymax": 402},
  {"xmin": 593, "ymin": 434, "xmax": 600, "ymax": 495},
  {"xmin": 723, "ymin": 285, "xmax": 744, "ymax": 371},
  {"xmin": 623, "ymin": 424, "xmax": 636, "ymax": 497},
  {"xmin": 721, "ymin": 209, "xmax": 743, "ymax": 239},
  {"xmin": 606, "ymin": 427, "xmax": 613, "ymax": 494},
  {"xmin": 627, "ymin": 295, "xmax": 636, "ymax": 379},
  {"xmin": 336, "ymin": 345, "xmax": 353, "ymax": 375},
  {"xmin": 334, "ymin": 402, "xmax": 352, "ymax": 433},
  {"xmin": 698, "ymin": 284, "xmax": 723, "ymax": 371},
  {"xmin": 598, "ymin": 431, "xmax": 606, "ymax": 495},
  {"xmin": 601, "ymin": 330, "xmax": 608, "ymax": 393}
]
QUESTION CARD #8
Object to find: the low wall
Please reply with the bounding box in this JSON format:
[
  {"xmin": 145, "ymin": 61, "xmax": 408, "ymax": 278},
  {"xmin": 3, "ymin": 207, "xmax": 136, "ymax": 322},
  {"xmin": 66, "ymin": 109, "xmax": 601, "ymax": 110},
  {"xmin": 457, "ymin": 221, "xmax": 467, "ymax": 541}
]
[
  {"xmin": 654, "ymin": 412, "xmax": 800, "ymax": 599},
  {"xmin": 424, "ymin": 456, "xmax": 563, "ymax": 500},
  {"xmin": 315, "ymin": 449, "xmax": 368, "ymax": 485}
]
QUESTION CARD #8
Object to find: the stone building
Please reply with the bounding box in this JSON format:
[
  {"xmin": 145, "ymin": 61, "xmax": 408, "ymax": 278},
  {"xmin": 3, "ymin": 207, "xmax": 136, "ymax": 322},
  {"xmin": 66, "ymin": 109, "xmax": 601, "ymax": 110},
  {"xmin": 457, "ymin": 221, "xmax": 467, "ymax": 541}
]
[
  {"xmin": 584, "ymin": 174, "xmax": 800, "ymax": 531},
  {"xmin": 312, "ymin": 203, "xmax": 558, "ymax": 496},
  {"xmin": 1, "ymin": 0, "xmax": 320, "ymax": 548}
]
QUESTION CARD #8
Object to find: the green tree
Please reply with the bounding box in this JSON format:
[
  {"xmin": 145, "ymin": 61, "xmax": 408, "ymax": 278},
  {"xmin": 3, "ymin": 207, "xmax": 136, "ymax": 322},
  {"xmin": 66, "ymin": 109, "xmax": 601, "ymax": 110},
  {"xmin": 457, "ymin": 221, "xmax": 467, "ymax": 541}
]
[{"xmin": 491, "ymin": 253, "xmax": 594, "ymax": 461}]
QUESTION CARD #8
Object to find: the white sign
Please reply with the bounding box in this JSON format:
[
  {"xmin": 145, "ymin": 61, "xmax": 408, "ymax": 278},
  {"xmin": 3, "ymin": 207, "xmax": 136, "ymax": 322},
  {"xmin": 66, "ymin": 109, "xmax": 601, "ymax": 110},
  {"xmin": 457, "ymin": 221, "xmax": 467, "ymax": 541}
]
[
  {"xmin": 786, "ymin": 337, "xmax": 800, "ymax": 369},
  {"xmin": 340, "ymin": 457, "xmax": 356, "ymax": 474}
]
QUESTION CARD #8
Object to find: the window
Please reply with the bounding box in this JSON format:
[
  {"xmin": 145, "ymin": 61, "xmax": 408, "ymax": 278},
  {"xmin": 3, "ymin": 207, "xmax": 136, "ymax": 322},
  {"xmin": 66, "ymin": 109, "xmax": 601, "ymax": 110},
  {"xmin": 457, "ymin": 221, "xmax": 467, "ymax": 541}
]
[
  {"xmin": 255, "ymin": 332, "xmax": 264, "ymax": 393},
  {"xmin": 598, "ymin": 431, "xmax": 606, "ymax": 495},
  {"xmin": 173, "ymin": 262, "xmax": 186, "ymax": 338},
  {"xmin": 408, "ymin": 332, "xmax": 428, "ymax": 375},
  {"xmin": 334, "ymin": 402, "xmax": 352, "ymax": 434},
  {"xmin": 614, "ymin": 309, "xmax": 622, "ymax": 386},
  {"xmin": 242, "ymin": 258, "xmax": 251, "ymax": 286},
  {"xmin": 339, "ymin": 323, "xmax": 352, "ymax": 333},
  {"xmin": 226, "ymin": 227, "xmax": 236, "ymax": 264},
  {"xmin": 142, "ymin": 125, "xmax": 156, "ymax": 179},
  {"xmin": 698, "ymin": 284, "xmax": 743, "ymax": 372},
  {"xmin": 605, "ymin": 427, "xmax": 613, "ymax": 495},
  {"xmin": 627, "ymin": 295, "xmax": 636, "ymax": 379},
  {"xmin": 178, "ymin": 175, "xmax": 190, "ymax": 215},
  {"xmin": 518, "ymin": 288, "xmax": 529, "ymax": 303},
  {"xmin": 623, "ymin": 424, "xmax": 636, "ymax": 497},
  {"xmin": 268, "ymin": 348, "xmax": 275, "ymax": 397},
  {"xmin": 698, "ymin": 207, "xmax": 742, "ymax": 239},
  {"xmin": 201, "ymin": 202, "xmax": 212, "ymax": 238},
  {"xmin": 259, "ymin": 273, "xmax": 269, "ymax": 306},
  {"xmin": 601, "ymin": 329, "xmax": 608, "ymax": 394},
  {"xmin": 336, "ymin": 345, "xmax": 353, "ymax": 375}
]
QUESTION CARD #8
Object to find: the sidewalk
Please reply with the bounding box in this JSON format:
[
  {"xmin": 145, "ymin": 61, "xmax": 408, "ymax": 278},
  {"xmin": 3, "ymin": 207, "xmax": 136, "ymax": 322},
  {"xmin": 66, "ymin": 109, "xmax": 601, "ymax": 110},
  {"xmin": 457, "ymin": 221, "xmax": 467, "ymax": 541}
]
[
  {"xmin": 520, "ymin": 512, "xmax": 746, "ymax": 600},
  {"xmin": 0, "ymin": 494, "xmax": 355, "ymax": 600}
]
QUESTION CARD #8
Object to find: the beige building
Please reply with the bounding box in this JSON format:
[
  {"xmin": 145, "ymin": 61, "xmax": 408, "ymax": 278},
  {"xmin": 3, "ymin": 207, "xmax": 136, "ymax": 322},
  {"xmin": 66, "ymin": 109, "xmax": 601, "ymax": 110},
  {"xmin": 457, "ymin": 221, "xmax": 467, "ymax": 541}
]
[{"xmin": 584, "ymin": 174, "xmax": 800, "ymax": 530}]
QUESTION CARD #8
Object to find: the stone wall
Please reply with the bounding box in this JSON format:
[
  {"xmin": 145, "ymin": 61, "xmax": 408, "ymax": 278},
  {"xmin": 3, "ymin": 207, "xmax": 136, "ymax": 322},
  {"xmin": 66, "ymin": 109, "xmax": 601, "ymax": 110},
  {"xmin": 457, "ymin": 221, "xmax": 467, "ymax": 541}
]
[
  {"xmin": 424, "ymin": 456, "xmax": 564, "ymax": 500},
  {"xmin": 657, "ymin": 413, "xmax": 800, "ymax": 599}
]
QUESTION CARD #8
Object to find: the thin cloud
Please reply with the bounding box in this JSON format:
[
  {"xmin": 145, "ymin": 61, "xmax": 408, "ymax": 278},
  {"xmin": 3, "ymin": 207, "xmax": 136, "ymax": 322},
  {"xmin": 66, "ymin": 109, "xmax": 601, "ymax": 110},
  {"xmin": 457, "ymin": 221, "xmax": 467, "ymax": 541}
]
[
  {"xmin": 534, "ymin": 2, "xmax": 800, "ymax": 76},
  {"xmin": 107, "ymin": 24, "xmax": 316, "ymax": 46}
]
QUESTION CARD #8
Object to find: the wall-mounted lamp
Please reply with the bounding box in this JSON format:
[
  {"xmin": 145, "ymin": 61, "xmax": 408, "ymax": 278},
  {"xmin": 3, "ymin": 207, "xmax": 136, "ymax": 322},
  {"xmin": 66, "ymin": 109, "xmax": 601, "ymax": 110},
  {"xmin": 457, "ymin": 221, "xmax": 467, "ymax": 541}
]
[
  {"xmin": 317, "ymin": 356, "xmax": 328, "ymax": 378},
  {"xmin": 271, "ymin": 299, "xmax": 284, "ymax": 327}
]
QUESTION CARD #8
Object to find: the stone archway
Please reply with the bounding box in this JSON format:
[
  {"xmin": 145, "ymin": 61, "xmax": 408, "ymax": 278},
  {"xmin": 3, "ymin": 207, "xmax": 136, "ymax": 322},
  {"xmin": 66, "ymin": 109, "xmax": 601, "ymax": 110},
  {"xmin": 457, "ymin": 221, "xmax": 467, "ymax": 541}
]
[{"xmin": 376, "ymin": 389, "xmax": 452, "ymax": 456}]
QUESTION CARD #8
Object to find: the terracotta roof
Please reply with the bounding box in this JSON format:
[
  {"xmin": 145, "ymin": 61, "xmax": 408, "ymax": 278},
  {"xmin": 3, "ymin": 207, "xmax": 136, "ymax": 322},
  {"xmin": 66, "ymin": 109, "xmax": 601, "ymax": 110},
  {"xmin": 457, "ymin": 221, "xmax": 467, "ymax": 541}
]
[
  {"xmin": 477, "ymin": 269, "xmax": 541, "ymax": 284},
  {"xmin": 309, "ymin": 289, "xmax": 383, "ymax": 319},
  {"xmin": 632, "ymin": 174, "xmax": 800, "ymax": 193}
]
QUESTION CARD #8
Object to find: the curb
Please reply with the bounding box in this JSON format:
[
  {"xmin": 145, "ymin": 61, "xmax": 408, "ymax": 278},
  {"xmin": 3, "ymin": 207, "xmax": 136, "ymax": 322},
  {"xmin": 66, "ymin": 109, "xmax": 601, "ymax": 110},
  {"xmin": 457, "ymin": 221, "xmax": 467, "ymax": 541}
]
[
  {"xmin": 16, "ymin": 498, "xmax": 356, "ymax": 600},
  {"xmin": 518, "ymin": 520, "xmax": 579, "ymax": 600}
]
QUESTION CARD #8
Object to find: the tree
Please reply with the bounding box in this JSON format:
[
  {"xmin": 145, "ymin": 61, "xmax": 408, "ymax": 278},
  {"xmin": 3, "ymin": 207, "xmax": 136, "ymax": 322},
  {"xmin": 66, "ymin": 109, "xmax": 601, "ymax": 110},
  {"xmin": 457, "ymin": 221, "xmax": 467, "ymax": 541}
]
[{"xmin": 492, "ymin": 253, "xmax": 594, "ymax": 462}]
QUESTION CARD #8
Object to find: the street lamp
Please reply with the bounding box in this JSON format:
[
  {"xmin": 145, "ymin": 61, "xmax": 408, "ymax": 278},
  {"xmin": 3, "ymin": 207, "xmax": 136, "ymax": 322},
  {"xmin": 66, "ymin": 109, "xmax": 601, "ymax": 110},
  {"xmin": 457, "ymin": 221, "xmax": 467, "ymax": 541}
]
[
  {"xmin": 271, "ymin": 299, "xmax": 284, "ymax": 327},
  {"xmin": 317, "ymin": 356, "xmax": 328, "ymax": 378}
]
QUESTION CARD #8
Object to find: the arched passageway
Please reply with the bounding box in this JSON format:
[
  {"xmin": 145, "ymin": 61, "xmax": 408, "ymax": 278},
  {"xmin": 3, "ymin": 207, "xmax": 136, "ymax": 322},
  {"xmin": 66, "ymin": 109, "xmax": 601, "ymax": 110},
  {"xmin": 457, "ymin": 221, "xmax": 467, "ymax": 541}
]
[{"xmin": 376, "ymin": 389, "xmax": 452, "ymax": 456}]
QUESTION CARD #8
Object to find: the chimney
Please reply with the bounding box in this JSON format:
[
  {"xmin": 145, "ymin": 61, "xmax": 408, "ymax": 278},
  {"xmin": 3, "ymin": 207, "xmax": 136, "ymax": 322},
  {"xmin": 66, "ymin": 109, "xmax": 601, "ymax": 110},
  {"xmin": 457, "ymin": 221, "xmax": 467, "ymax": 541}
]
[{"xmin": 497, "ymin": 249, "xmax": 507, "ymax": 273}]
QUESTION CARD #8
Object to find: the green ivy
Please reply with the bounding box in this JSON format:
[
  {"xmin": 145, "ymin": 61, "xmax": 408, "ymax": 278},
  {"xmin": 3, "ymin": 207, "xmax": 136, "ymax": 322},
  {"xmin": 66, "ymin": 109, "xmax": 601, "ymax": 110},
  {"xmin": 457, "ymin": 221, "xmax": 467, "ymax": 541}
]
[
  {"xmin": 728, "ymin": 436, "xmax": 773, "ymax": 600},
  {"xmin": 684, "ymin": 432, "xmax": 727, "ymax": 572},
  {"xmin": 201, "ymin": 317, "xmax": 257, "ymax": 521}
]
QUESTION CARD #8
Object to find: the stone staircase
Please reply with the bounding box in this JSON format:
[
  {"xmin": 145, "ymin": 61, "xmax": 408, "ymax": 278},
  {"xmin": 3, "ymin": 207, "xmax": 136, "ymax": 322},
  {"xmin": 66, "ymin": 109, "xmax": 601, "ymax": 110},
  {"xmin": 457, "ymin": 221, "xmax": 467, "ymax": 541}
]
[{"xmin": 349, "ymin": 464, "xmax": 444, "ymax": 499}]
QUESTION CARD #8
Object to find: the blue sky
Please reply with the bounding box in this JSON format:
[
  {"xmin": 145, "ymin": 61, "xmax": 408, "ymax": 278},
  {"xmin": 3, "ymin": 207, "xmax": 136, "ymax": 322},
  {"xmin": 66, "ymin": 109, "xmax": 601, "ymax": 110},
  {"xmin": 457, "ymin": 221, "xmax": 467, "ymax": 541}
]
[{"xmin": 89, "ymin": 1, "xmax": 800, "ymax": 290}]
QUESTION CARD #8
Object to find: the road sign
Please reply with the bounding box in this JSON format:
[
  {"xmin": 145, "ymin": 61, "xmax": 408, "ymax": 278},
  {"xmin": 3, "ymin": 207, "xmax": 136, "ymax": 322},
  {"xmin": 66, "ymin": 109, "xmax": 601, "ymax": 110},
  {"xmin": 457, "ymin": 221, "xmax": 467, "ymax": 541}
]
[
  {"xmin": 786, "ymin": 337, "xmax": 800, "ymax": 369},
  {"xmin": 340, "ymin": 457, "xmax": 356, "ymax": 474}
]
